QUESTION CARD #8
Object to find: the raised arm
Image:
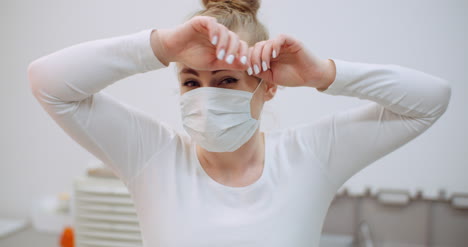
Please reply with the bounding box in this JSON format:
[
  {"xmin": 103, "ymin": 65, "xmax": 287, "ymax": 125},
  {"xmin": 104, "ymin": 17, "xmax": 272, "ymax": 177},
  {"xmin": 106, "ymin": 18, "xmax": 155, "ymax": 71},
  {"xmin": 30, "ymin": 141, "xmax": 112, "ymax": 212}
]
[
  {"xmin": 248, "ymin": 34, "xmax": 451, "ymax": 190},
  {"xmin": 296, "ymin": 58, "xmax": 451, "ymax": 189},
  {"xmin": 27, "ymin": 28, "xmax": 176, "ymax": 186}
]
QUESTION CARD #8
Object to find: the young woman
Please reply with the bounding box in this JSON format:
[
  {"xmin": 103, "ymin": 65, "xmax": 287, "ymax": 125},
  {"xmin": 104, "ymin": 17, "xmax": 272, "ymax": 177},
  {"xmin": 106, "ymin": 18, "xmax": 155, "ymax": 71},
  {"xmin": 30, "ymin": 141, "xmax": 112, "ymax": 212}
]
[{"xmin": 27, "ymin": 0, "xmax": 451, "ymax": 246}]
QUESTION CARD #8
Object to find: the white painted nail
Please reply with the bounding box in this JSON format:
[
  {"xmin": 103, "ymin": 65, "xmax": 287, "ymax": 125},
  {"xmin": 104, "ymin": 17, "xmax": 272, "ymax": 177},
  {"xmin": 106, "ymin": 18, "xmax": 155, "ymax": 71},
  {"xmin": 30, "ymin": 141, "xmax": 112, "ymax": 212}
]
[
  {"xmin": 211, "ymin": 36, "xmax": 218, "ymax": 45},
  {"xmin": 226, "ymin": 54, "xmax": 235, "ymax": 64},
  {"xmin": 253, "ymin": 64, "xmax": 260, "ymax": 74},
  {"xmin": 217, "ymin": 49, "xmax": 225, "ymax": 60},
  {"xmin": 240, "ymin": 56, "xmax": 247, "ymax": 64},
  {"xmin": 272, "ymin": 50, "xmax": 277, "ymax": 58},
  {"xmin": 247, "ymin": 67, "xmax": 253, "ymax": 75},
  {"xmin": 262, "ymin": 61, "xmax": 268, "ymax": 71}
]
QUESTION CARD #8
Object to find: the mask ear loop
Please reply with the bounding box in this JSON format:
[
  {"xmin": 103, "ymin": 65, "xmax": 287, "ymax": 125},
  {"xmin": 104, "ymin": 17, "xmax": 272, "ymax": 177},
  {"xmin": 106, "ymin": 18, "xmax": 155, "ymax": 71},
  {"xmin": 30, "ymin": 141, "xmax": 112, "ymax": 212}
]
[
  {"xmin": 250, "ymin": 78, "xmax": 265, "ymax": 121},
  {"xmin": 252, "ymin": 78, "xmax": 264, "ymax": 95}
]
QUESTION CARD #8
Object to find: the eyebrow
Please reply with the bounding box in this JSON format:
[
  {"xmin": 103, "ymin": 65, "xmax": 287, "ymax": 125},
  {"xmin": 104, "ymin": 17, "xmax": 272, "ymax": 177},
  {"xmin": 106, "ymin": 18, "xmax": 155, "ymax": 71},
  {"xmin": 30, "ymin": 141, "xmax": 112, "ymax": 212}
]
[{"xmin": 180, "ymin": 68, "xmax": 227, "ymax": 76}]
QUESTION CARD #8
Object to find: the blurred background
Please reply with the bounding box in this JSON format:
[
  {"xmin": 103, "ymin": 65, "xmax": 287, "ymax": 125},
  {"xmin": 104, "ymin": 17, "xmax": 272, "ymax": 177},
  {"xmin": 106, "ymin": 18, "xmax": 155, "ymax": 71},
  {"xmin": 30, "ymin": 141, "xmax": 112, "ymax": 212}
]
[{"xmin": 1, "ymin": 0, "xmax": 467, "ymax": 246}]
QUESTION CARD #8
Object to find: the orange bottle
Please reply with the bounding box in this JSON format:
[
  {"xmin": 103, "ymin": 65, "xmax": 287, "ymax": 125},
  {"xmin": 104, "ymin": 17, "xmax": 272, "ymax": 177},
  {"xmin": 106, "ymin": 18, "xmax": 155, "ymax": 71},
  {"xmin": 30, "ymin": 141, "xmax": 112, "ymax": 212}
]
[{"xmin": 60, "ymin": 226, "xmax": 74, "ymax": 247}]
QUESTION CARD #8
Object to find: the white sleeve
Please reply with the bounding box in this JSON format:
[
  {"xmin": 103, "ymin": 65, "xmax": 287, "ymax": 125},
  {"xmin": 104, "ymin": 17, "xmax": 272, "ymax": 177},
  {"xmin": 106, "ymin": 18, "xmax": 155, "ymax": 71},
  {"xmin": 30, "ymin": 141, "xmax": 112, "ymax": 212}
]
[
  {"xmin": 293, "ymin": 58, "xmax": 451, "ymax": 189},
  {"xmin": 27, "ymin": 28, "xmax": 178, "ymax": 186}
]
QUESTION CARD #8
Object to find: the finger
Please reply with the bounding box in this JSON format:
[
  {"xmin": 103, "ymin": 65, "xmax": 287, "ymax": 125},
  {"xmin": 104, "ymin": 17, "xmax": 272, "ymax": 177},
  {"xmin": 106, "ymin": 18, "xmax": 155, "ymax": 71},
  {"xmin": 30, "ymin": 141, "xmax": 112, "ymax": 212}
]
[
  {"xmin": 224, "ymin": 31, "xmax": 240, "ymax": 65},
  {"xmin": 237, "ymin": 40, "xmax": 249, "ymax": 66},
  {"xmin": 246, "ymin": 47, "xmax": 254, "ymax": 76},
  {"xmin": 272, "ymin": 34, "xmax": 298, "ymax": 58},
  {"xmin": 193, "ymin": 16, "xmax": 218, "ymax": 45},
  {"xmin": 250, "ymin": 41, "xmax": 266, "ymax": 75},
  {"xmin": 272, "ymin": 35, "xmax": 286, "ymax": 59},
  {"xmin": 261, "ymin": 40, "xmax": 274, "ymax": 72},
  {"xmin": 215, "ymin": 23, "xmax": 229, "ymax": 61},
  {"xmin": 206, "ymin": 17, "xmax": 219, "ymax": 45}
]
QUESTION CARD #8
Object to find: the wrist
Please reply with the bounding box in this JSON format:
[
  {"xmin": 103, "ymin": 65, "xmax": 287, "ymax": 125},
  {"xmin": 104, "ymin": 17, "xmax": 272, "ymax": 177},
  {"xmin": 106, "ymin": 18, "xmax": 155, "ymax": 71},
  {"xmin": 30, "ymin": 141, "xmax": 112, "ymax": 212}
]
[
  {"xmin": 315, "ymin": 59, "xmax": 336, "ymax": 91},
  {"xmin": 150, "ymin": 29, "xmax": 172, "ymax": 66}
]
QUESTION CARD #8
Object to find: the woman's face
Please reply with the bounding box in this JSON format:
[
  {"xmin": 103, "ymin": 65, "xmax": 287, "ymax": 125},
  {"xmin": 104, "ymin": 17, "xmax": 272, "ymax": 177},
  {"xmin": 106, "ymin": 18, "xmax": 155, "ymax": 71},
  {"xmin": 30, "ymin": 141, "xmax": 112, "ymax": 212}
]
[{"xmin": 177, "ymin": 63, "xmax": 275, "ymax": 120}]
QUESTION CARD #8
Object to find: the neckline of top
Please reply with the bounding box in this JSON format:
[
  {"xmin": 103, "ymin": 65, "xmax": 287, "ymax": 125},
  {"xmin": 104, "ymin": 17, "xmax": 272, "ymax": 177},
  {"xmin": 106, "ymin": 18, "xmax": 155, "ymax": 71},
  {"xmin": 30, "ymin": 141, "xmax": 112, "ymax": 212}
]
[{"xmin": 191, "ymin": 132, "xmax": 270, "ymax": 192}]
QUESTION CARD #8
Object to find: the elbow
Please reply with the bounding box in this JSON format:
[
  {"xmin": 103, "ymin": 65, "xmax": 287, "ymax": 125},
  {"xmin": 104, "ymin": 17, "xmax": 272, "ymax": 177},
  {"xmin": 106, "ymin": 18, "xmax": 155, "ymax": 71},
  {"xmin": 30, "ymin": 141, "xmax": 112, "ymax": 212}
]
[
  {"xmin": 27, "ymin": 58, "xmax": 52, "ymax": 101},
  {"xmin": 390, "ymin": 64, "xmax": 452, "ymax": 120},
  {"xmin": 424, "ymin": 78, "xmax": 451, "ymax": 121},
  {"xmin": 436, "ymin": 78, "xmax": 452, "ymax": 117},
  {"xmin": 27, "ymin": 60, "xmax": 43, "ymax": 98}
]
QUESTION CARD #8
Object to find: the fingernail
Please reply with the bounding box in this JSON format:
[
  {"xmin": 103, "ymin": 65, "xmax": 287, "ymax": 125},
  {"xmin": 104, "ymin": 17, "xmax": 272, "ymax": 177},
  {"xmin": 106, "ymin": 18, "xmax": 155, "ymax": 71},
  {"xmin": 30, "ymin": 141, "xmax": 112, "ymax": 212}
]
[
  {"xmin": 226, "ymin": 54, "xmax": 235, "ymax": 64},
  {"xmin": 240, "ymin": 56, "xmax": 247, "ymax": 64},
  {"xmin": 272, "ymin": 50, "xmax": 277, "ymax": 58},
  {"xmin": 217, "ymin": 49, "xmax": 225, "ymax": 60},
  {"xmin": 211, "ymin": 36, "xmax": 218, "ymax": 45},
  {"xmin": 262, "ymin": 61, "xmax": 268, "ymax": 71},
  {"xmin": 253, "ymin": 64, "xmax": 260, "ymax": 74},
  {"xmin": 247, "ymin": 67, "xmax": 253, "ymax": 75}
]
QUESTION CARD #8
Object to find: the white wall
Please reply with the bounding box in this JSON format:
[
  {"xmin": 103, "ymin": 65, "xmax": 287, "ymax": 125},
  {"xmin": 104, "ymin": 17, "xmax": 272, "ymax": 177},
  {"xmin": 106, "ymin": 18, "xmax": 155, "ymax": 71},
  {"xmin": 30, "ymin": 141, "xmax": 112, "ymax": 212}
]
[{"xmin": 1, "ymin": 0, "xmax": 466, "ymax": 218}]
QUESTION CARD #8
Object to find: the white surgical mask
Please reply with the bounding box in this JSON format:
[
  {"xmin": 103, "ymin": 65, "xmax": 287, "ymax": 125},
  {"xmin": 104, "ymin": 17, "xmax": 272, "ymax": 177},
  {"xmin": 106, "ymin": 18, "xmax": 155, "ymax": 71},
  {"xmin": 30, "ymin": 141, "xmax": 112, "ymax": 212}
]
[{"xmin": 179, "ymin": 79, "xmax": 264, "ymax": 152}]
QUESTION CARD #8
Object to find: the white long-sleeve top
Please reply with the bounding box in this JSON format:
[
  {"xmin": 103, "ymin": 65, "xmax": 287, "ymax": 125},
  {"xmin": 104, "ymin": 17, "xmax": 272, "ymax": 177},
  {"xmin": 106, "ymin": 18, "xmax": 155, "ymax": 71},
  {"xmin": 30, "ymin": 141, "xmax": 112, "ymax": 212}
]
[{"xmin": 27, "ymin": 28, "xmax": 451, "ymax": 247}]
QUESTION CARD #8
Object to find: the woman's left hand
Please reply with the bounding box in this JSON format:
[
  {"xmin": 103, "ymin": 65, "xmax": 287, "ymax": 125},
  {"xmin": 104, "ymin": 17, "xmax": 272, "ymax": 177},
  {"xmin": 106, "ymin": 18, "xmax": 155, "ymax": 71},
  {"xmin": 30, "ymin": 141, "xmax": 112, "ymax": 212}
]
[{"xmin": 247, "ymin": 34, "xmax": 334, "ymax": 89}]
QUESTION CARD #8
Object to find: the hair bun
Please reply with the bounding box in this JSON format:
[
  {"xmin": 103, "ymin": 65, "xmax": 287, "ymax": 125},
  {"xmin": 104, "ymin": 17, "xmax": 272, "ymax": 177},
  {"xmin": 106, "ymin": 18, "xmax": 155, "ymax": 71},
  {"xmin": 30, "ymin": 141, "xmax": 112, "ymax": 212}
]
[{"xmin": 202, "ymin": 0, "xmax": 260, "ymax": 15}]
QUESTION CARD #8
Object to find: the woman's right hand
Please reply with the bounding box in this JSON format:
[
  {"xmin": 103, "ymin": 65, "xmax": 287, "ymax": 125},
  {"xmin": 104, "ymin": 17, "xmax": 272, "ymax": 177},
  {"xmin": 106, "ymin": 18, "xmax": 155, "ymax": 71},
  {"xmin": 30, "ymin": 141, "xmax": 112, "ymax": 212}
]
[{"xmin": 151, "ymin": 16, "xmax": 249, "ymax": 71}]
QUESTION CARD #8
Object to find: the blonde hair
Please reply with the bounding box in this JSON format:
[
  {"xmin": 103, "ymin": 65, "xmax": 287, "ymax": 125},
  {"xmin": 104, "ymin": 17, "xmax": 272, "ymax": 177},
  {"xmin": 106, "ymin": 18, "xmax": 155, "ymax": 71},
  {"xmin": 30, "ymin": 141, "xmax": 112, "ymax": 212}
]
[{"xmin": 190, "ymin": 0, "xmax": 269, "ymax": 46}]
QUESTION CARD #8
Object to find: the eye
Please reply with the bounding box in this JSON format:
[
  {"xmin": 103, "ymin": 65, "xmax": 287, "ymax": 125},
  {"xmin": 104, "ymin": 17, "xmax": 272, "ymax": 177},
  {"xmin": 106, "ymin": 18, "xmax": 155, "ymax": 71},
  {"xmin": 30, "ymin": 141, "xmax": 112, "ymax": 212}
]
[
  {"xmin": 219, "ymin": 77, "xmax": 238, "ymax": 85},
  {"xmin": 183, "ymin": 80, "xmax": 199, "ymax": 87}
]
